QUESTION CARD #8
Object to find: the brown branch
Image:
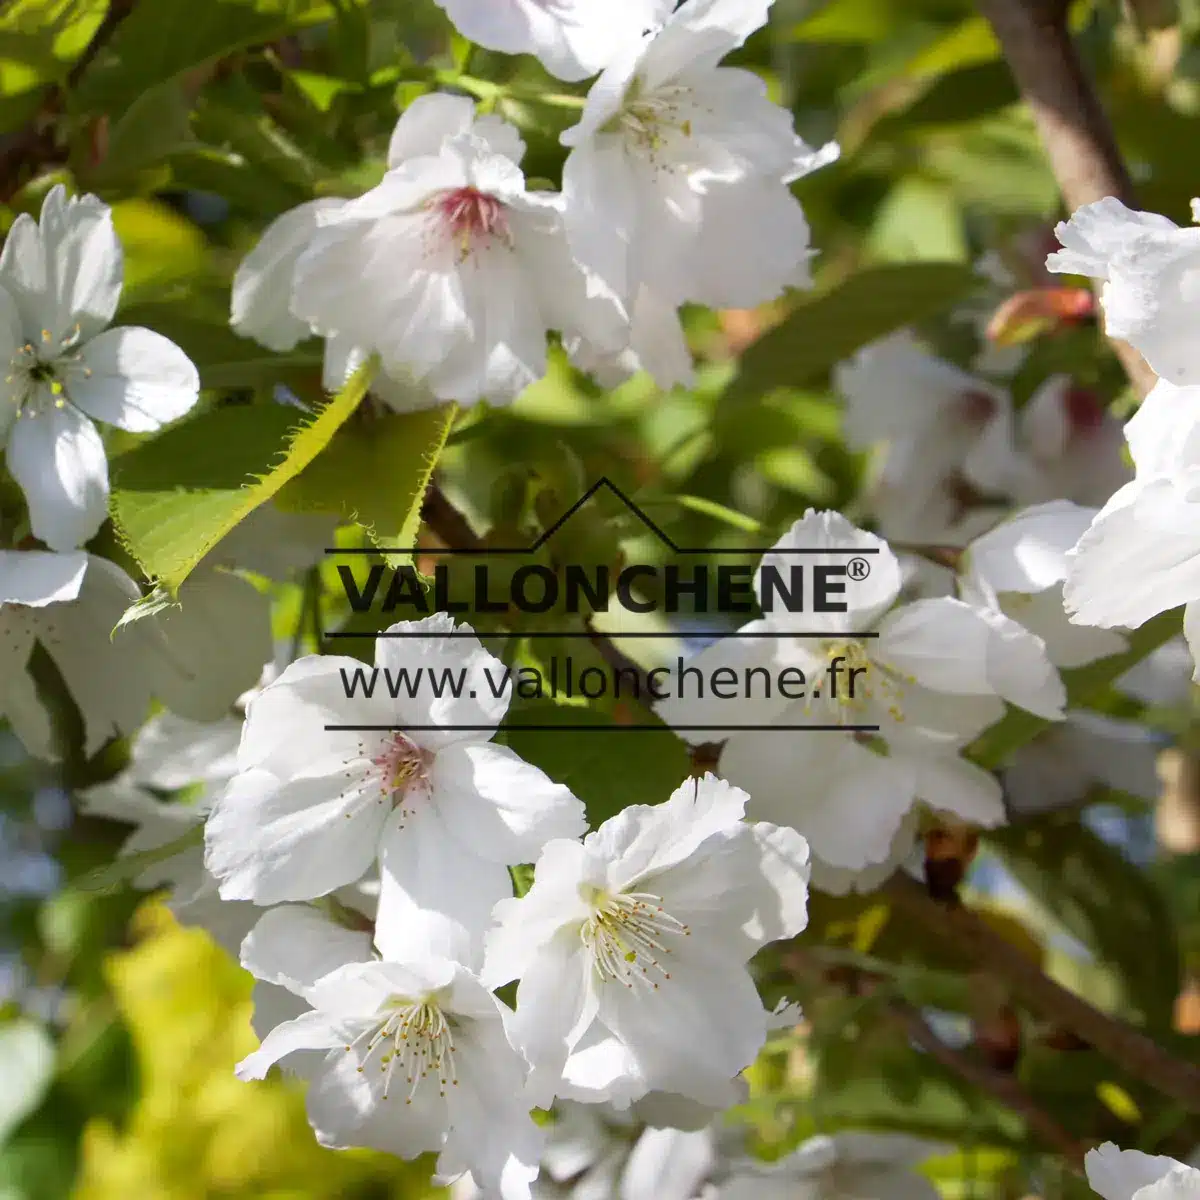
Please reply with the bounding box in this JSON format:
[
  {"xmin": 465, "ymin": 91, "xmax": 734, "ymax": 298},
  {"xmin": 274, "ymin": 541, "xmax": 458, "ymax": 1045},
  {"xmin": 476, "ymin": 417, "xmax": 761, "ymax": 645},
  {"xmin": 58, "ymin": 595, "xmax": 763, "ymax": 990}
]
[
  {"xmin": 784, "ymin": 947, "xmax": 1087, "ymax": 1168},
  {"xmin": 977, "ymin": 0, "xmax": 1158, "ymax": 397},
  {"xmin": 421, "ymin": 482, "xmax": 657, "ymax": 696},
  {"xmin": 889, "ymin": 996, "xmax": 1087, "ymax": 1169},
  {"xmin": 420, "ymin": 481, "xmax": 484, "ymax": 551},
  {"xmin": 884, "ymin": 872, "xmax": 1200, "ymax": 1113},
  {"xmin": 0, "ymin": 0, "xmax": 134, "ymax": 201}
]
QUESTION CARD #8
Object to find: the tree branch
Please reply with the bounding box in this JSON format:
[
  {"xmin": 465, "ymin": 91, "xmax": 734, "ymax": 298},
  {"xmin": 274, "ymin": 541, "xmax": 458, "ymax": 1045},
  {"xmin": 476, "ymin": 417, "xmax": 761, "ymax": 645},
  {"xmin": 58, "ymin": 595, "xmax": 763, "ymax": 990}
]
[
  {"xmin": 420, "ymin": 482, "xmax": 656, "ymax": 695},
  {"xmin": 977, "ymin": 0, "xmax": 1158, "ymax": 397},
  {"xmin": 784, "ymin": 946, "xmax": 1087, "ymax": 1168},
  {"xmin": 888, "ymin": 995, "xmax": 1088, "ymax": 1168},
  {"xmin": 884, "ymin": 872, "xmax": 1200, "ymax": 1113}
]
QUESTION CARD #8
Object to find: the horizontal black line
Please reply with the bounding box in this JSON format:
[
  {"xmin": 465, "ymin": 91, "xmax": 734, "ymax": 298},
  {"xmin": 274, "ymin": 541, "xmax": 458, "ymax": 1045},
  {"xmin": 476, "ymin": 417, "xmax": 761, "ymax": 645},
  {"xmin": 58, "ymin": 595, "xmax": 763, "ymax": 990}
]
[
  {"xmin": 324, "ymin": 724, "xmax": 879, "ymax": 733},
  {"xmin": 322, "ymin": 630, "xmax": 880, "ymax": 640},
  {"xmin": 323, "ymin": 547, "xmax": 882, "ymax": 556}
]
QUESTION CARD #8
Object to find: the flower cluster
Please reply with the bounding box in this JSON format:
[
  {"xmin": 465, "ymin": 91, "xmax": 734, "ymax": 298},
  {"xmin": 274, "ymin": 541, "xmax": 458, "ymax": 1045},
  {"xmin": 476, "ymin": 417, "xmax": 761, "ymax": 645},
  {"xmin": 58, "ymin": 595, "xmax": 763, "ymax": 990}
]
[
  {"xmin": 230, "ymin": 0, "xmax": 837, "ymax": 404},
  {"xmin": 185, "ymin": 614, "xmax": 812, "ymax": 1194},
  {"xmin": 1011, "ymin": 193, "xmax": 1200, "ymax": 679},
  {"xmin": 1, "ymin": 0, "xmax": 1194, "ymax": 1196}
]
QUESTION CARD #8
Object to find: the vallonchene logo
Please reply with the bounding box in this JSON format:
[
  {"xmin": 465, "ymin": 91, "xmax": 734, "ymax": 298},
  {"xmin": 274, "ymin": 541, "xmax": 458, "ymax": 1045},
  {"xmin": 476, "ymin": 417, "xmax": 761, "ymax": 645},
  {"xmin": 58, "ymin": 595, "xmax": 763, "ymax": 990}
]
[{"xmin": 324, "ymin": 478, "xmax": 881, "ymax": 734}]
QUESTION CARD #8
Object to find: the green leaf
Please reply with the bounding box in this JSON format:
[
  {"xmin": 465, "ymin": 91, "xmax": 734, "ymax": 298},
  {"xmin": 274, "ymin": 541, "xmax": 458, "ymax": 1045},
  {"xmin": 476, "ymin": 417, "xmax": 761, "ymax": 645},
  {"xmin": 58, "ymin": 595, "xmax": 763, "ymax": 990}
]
[
  {"xmin": 503, "ymin": 703, "xmax": 692, "ymax": 829},
  {"xmin": 902, "ymin": 15, "xmax": 1000, "ymax": 79},
  {"xmin": 73, "ymin": 826, "xmax": 204, "ymax": 893},
  {"xmin": 0, "ymin": 1020, "xmax": 55, "ymax": 1146},
  {"xmin": 724, "ymin": 263, "xmax": 979, "ymax": 402},
  {"xmin": 276, "ymin": 404, "xmax": 457, "ymax": 553},
  {"xmin": 71, "ymin": 0, "xmax": 340, "ymax": 119},
  {"xmin": 88, "ymin": 79, "xmax": 194, "ymax": 180},
  {"xmin": 868, "ymin": 177, "xmax": 968, "ymax": 263},
  {"xmin": 0, "ymin": 0, "xmax": 108, "ymax": 95},
  {"xmin": 110, "ymin": 199, "xmax": 207, "ymax": 302},
  {"xmin": 111, "ymin": 358, "xmax": 376, "ymax": 593}
]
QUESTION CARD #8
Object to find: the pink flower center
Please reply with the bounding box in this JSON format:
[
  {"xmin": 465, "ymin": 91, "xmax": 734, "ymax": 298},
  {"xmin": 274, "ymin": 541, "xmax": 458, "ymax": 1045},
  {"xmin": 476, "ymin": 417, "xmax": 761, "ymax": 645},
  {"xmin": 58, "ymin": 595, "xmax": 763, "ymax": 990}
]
[
  {"xmin": 433, "ymin": 187, "xmax": 509, "ymax": 254},
  {"xmin": 1063, "ymin": 386, "xmax": 1104, "ymax": 434},
  {"xmin": 370, "ymin": 733, "xmax": 433, "ymax": 823},
  {"xmin": 958, "ymin": 389, "xmax": 997, "ymax": 425}
]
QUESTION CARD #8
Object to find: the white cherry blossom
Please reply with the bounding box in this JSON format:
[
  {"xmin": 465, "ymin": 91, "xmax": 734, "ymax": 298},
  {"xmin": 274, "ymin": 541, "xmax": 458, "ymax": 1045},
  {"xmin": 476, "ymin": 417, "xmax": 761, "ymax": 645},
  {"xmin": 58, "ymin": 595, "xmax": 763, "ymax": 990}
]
[
  {"xmin": 960, "ymin": 501, "xmax": 1128, "ymax": 675},
  {"xmin": 834, "ymin": 332, "xmax": 1020, "ymax": 543},
  {"xmin": 231, "ymin": 95, "xmax": 532, "ymax": 411},
  {"xmin": 208, "ymin": 500, "xmax": 338, "ymax": 581},
  {"xmin": 148, "ymin": 565, "xmax": 275, "ymax": 723},
  {"xmin": 1062, "ymin": 379, "xmax": 1200, "ymax": 675},
  {"xmin": 559, "ymin": 0, "xmax": 837, "ymax": 312},
  {"xmin": 1, "ymin": 550, "xmax": 165, "ymax": 758},
  {"xmin": 0, "ymin": 185, "xmax": 199, "ymax": 550},
  {"xmin": 454, "ymin": 1102, "xmax": 720, "ymax": 1200},
  {"xmin": 432, "ymin": 0, "xmax": 676, "ymax": 82},
  {"xmin": 655, "ymin": 511, "xmax": 1045, "ymax": 890},
  {"xmin": 714, "ymin": 1132, "xmax": 946, "ymax": 1200},
  {"xmin": 238, "ymin": 904, "xmax": 541, "ymax": 1198},
  {"xmin": 204, "ymin": 613, "xmax": 586, "ymax": 959},
  {"xmin": 77, "ymin": 712, "xmax": 256, "ymax": 954},
  {"xmin": 1085, "ymin": 1142, "xmax": 1200, "ymax": 1200},
  {"xmin": 292, "ymin": 120, "xmax": 626, "ymax": 406},
  {"xmin": 483, "ymin": 772, "xmax": 810, "ymax": 1111},
  {"xmin": 1046, "ymin": 196, "xmax": 1200, "ymax": 385},
  {"xmin": 1003, "ymin": 711, "xmax": 1162, "ymax": 816},
  {"xmin": 1, "ymin": 549, "xmax": 276, "ymax": 760},
  {"xmin": 1013, "ymin": 376, "xmax": 1131, "ymax": 508}
]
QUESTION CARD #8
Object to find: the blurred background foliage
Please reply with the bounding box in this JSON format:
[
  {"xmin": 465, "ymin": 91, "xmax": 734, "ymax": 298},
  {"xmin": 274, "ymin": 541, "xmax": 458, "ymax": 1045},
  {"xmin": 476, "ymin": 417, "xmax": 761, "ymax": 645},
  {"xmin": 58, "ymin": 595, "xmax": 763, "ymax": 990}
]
[{"xmin": 2, "ymin": 0, "xmax": 1200, "ymax": 1197}]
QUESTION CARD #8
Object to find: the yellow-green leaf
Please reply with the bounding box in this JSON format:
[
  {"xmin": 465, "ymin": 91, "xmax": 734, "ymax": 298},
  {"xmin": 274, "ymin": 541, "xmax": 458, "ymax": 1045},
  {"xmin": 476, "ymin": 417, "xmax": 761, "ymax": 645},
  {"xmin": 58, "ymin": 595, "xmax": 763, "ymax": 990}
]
[{"xmin": 111, "ymin": 358, "xmax": 377, "ymax": 593}]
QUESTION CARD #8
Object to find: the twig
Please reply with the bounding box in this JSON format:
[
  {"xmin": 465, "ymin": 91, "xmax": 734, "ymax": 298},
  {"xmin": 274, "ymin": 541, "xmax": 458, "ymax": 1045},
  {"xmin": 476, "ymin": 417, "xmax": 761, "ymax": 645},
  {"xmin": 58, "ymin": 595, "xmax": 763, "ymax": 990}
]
[
  {"xmin": 420, "ymin": 482, "xmax": 483, "ymax": 552},
  {"xmin": 883, "ymin": 872, "xmax": 1200, "ymax": 1113},
  {"xmin": 0, "ymin": 0, "xmax": 134, "ymax": 200},
  {"xmin": 784, "ymin": 946, "xmax": 1087, "ymax": 1168},
  {"xmin": 421, "ymin": 482, "xmax": 656, "ymax": 694},
  {"xmin": 977, "ymin": 0, "xmax": 1158, "ymax": 397},
  {"xmin": 887, "ymin": 994, "xmax": 1088, "ymax": 1168}
]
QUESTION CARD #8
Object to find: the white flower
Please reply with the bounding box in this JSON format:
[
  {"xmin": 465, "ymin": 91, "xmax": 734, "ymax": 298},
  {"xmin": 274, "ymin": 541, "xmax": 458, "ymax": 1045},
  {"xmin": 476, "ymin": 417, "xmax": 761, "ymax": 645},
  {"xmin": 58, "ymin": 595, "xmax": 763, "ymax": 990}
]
[
  {"xmin": 209, "ymin": 501, "xmax": 338, "ymax": 580},
  {"xmin": 1003, "ymin": 711, "xmax": 1162, "ymax": 816},
  {"xmin": 465, "ymin": 1102, "xmax": 719, "ymax": 1200},
  {"xmin": 565, "ymin": 285, "xmax": 696, "ymax": 391},
  {"xmin": 559, "ymin": 0, "xmax": 837, "ymax": 311},
  {"xmin": 1116, "ymin": 636, "xmax": 1195, "ymax": 708},
  {"xmin": 230, "ymin": 196, "xmax": 346, "ymax": 354},
  {"xmin": 834, "ymin": 333, "xmax": 1022, "ymax": 543},
  {"xmin": 0, "ymin": 185, "xmax": 199, "ymax": 550},
  {"xmin": 237, "ymin": 904, "xmax": 542, "ymax": 1198},
  {"xmin": 1062, "ymin": 379, "xmax": 1200, "ymax": 676},
  {"xmin": 0, "ymin": 550, "xmax": 164, "ymax": 758},
  {"xmin": 291, "ymin": 115, "xmax": 626, "ymax": 406},
  {"xmin": 148, "ymin": 565, "xmax": 275, "ymax": 723},
  {"xmin": 714, "ymin": 1132, "xmax": 946, "ymax": 1200},
  {"xmin": 77, "ymin": 712, "xmax": 259, "ymax": 954},
  {"xmin": 1085, "ymin": 1142, "xmax": 1200, "ymax": 1200},
  {"xmin": 1012, "ymin": 376, "xmax": 1131, "ymax": 509},
  {"xmin": 1046, "ymin": 196, "xmax": 1200, "ymax": 385},
  {"xmin": 204, "ymin": 613, "xmax": 586, "ymax": 959},
  {"xmin": 482, "ymin": 772, "xmax": 811, "ymax": 1110},
  {"xmin": 432, "ymin": 0, "xmax": 676, "ymax": 82},
  {"xmin": 231, "ymin": 95, "xmax": 536, "ymax": 411},
  {"xmin": 960, "ymin": 501, "xmax": 1128, "ymax": 675},
  {"xmin": 655, "ymin": 512, "xmax": 1030, "ymax": 891}
]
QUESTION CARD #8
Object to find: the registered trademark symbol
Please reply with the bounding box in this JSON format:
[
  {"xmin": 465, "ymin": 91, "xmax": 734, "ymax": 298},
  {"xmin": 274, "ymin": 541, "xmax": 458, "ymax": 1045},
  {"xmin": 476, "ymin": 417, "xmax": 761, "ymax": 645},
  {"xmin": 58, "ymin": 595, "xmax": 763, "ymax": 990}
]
[{"xmin": 847, "ymin": 556, "xmax": 871, "ymax": 581}]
